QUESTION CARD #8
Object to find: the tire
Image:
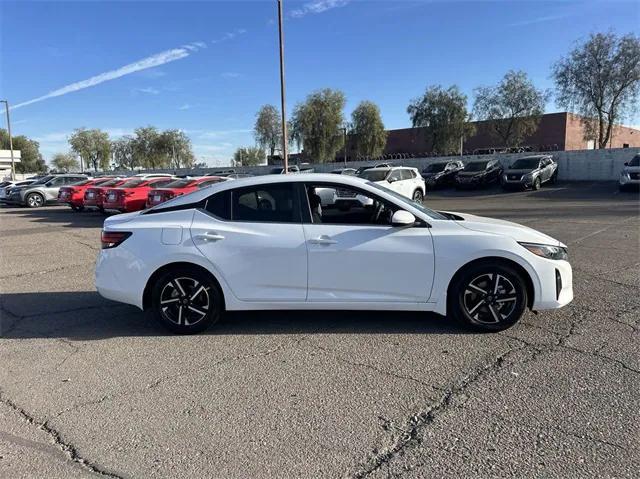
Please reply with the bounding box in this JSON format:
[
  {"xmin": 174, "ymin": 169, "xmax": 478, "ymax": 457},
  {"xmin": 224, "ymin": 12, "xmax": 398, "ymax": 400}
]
[
  {"xmin": 532, "ymin": 177, "xmax": 541, "ymax": 190},
  {"xmin": 26, "ymin": 192, "xmax": 45, "ymax": 208},
  {"xmin": 71, "ymin": 205, "xmax": 85, "ymax": 212},
  {"xmin": 448, "ymin": 262, "xmax": 528, "ymax": 332},
  {"xmin": 412, "ymin": 189, "xmax": 424, "ymax": 203},
  {"xmin": 151, "ymin": 266, "xmax": 223, "ymax": 334}
]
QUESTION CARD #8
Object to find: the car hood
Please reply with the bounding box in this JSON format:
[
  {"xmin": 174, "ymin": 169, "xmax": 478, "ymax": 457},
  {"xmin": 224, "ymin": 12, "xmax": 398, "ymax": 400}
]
[
  {"xmin": 457, "ymin": 171, "xmax": 486, "ymax": 178},
  {"xmin": 443, "ymin": 211, "xmax": 565, "ymax": 247},
  {"xmin": 505, "ymin": 168, "xmax": 537, "ymax": 175}
]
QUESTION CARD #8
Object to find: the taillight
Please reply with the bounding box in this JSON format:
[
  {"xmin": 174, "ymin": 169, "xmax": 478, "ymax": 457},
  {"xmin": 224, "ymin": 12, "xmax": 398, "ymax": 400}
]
[{"xmin": 101, "ymin": 231, "xmax": 132, "ymax": 249}]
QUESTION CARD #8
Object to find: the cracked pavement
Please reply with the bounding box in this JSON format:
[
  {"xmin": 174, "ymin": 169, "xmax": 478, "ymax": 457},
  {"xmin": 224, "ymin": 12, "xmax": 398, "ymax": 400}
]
[{"xmin": 0, "ymin": 182, "xmax": 638, "ymax": 478}]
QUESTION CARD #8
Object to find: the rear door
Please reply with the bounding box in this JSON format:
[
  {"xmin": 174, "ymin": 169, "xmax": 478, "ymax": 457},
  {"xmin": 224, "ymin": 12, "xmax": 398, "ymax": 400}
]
[{"xmin": 191, "ymin": 183, "xmax": 308, "ymax": 302}]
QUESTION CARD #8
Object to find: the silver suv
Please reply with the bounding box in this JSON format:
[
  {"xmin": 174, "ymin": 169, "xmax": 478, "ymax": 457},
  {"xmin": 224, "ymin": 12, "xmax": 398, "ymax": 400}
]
[
  {"xmin": 501, "ymin": 155, "xmax": 558, "ymax": 190},
  {"xmin": 7, "ymin": 174, "xmax": 88, "ymax": 208}
]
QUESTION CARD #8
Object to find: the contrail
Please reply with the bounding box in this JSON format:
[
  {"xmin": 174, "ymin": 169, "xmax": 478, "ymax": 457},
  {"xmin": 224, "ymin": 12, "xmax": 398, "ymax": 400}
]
[{"xmin": 10, "ymin": 43, "xmax": 203, "ymax": 110}]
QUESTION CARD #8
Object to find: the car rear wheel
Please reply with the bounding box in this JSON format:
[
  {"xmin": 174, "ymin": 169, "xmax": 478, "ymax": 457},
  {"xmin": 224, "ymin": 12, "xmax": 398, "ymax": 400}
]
[
  {"xmin": 532, "ymin": 177, "xmax": 541, "ymax": 190},
  {"xmin": 26, "ymin": 192, "xmax": 44, "ymax": 208},
  {"xmin": 412, "ymin": 189, "xmax": 424, "ymax": 203},
  {"xmin": 449, "ymin": 263, "xmax": 528, "ymax": 332},
  {"xmin": 151, "ymin": 266, "xmax": 222, "ymax": 334}
]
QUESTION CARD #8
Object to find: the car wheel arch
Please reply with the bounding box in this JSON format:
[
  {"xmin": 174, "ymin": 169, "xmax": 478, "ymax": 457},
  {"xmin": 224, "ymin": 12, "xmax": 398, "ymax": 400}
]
[
  {"xmin": 446, "ymin": 256, "xmax": 535, "ymax": 312},
  {"xmin": 142, "ymin": 261, "xmax": 226, "ymax": 312}
]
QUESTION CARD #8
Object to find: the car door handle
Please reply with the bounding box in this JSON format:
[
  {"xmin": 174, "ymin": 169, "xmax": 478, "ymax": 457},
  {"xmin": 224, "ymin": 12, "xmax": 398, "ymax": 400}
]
[
  {"xmin": 197, "ymin": 232, "xmax": 225, "ymax": 242},
  {"xmin": 309, "ymin": 235, "xmax": 337, "ymax": 245}
]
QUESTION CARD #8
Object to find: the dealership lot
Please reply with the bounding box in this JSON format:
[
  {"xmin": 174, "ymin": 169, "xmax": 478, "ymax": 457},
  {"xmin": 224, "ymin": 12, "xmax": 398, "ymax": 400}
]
[{"xmin": 0, "ymin": 182, "xmax": 638, "ymax": 478}]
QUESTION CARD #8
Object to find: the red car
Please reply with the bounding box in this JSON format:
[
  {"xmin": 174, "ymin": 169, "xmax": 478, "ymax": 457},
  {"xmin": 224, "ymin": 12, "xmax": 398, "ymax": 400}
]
[
  {"xmin": 58, "ymin": 177, "xmax": 118, "ymax": 211},
  {"xmin": 84, "ymin": 178, "xmax": 128, "ymax": 213},
  {"xmin": 146, "ymin": 176, "xmax": 228, "ymax": 208},
  {"xmin": 102, "ymin": 177, "xmax": 175, "ymax": 213}
]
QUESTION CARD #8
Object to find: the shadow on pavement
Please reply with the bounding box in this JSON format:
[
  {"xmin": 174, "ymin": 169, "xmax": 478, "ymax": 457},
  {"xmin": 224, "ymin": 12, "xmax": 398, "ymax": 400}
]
[{"xmin": 0, "ymin": 291, "xmax": 469, "ymax": 340}]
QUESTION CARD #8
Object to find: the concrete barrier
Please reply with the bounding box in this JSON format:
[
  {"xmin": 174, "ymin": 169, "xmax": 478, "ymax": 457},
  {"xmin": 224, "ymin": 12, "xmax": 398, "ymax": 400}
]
[{"xmin": 110, "ymin": 147, "xmax": 640, "ymax": 182}]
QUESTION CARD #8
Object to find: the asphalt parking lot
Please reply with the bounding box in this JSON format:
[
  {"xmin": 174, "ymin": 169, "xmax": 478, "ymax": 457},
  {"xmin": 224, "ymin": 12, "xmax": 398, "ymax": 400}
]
[{"xmin": 0, "ymin": 182, "xmax": 638, "ymax": 478}]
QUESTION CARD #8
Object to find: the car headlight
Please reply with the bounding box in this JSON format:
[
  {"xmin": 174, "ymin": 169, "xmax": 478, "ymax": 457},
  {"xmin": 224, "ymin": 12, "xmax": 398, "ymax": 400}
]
[
  {"xmin": 620, "ymin": 171, "xmax": 630, "ymax": 179},
  {"xmin": 519, "ymin": 242, "xmax": 568, "ymax": 261}
]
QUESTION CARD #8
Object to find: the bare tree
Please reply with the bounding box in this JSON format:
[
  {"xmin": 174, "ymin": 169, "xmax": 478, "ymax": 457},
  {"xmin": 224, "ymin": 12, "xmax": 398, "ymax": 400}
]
[
  {"xmin": 473, "ymin": 70, "xmax": 548, "ymax": 147},
  {"xmin": 553, "ymin": 32, "xmax": 640, "ymax": 148}
]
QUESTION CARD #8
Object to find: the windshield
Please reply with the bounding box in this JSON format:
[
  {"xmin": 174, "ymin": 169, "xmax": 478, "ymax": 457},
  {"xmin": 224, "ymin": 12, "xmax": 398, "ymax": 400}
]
[
  {"xmin": 360, "ymin": 169, "xmax": 390, "ymax": 182},
  {"xmin": 629, "ymin": 155, "xmax": 640, "ymax": 167},
  {"xmin": 31, "ymin": 175, "xmax": 55, "ymax": 185},
  {"xmin": 424, "ymin": 163, "xmax": 447, "ymax": 173},
  {"xmin": 120, "ymin": 179, "xmax": 146, "ymax": 188},
  {"xmin": 511, "ymin": 158, "xmax": 540, "ymax": 169},
  {"xmin": 464, "ymin": 162, "xmax": 488, "ymax": 172},
  {"xmin": 368, "ymin": 182, "xmax": 447, "ymax": 220}
]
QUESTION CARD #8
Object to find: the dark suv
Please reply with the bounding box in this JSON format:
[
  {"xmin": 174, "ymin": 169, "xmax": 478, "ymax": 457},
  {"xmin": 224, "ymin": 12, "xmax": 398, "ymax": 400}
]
[{"xmin": 455, "ymin": 160, "xmax": 503, "ymax": 189}]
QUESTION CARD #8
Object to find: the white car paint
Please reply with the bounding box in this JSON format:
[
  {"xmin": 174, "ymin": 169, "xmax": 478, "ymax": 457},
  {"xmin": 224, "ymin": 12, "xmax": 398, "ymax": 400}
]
[
  {"xmin": 358, "ymin": 167, "xmax": 426, "ymax": 200},
  {"xmin": 96, "ymin": 173, "xmax": 573, "ymax": 329}
]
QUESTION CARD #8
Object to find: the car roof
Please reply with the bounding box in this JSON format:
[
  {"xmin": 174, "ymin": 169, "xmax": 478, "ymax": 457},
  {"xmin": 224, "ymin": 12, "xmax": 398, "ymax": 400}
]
[{"xmin": 151, "ymin": 173, "xmax": 373, "ymax": 211}]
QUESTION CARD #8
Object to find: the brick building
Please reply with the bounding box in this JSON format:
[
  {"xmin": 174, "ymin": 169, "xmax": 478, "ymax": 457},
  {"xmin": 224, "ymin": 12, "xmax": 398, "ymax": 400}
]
[{"xmin": 348, "ymin": 112, "xmax": 640, "ymax": 159}]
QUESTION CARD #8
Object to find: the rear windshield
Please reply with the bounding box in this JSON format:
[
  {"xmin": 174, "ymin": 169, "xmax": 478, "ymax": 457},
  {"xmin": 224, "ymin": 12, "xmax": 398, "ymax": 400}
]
[
  {"xmin": 424, "ymin": 163, "xmax": 447, "ymax": 173},
  {"xmin": 71, "ymin": 179, "xmax": 93, "ymax": 186},
  {"xmin": 359, "ymin": 169, "xmax": 390, "ymax": 181},
  {"xmin": 97, "ymin": 179, "xmax": 122, "ymax": 187},
  {"xmin": 163, "ymin": 179, "xmax": 196, "ymax": 189},
  {"xmin": 464, "ymin": 162, "xmax": 488, "ymax": 172},
  {"xmin": 120, "ymin": 179, "xmax": 146, "ymax": 188},
  {"xmin": 197, "ymin": 179, "xmax": 226, "ymax": 188},
  {"xmin": 629, "ymin": 155, "xmax": 640, "ymax": 167},
  {"xmin": 511, "ymin": 158, "xmax": 540, "ymax": 169}
]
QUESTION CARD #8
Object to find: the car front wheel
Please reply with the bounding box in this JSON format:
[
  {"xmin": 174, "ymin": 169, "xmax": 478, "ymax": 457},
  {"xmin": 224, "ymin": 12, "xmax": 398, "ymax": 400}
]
[
  {"xmin": 151, "ymin": 266, "xmax": 223, "ymax": 334},
  {"xmin": 532, "ymin": 177, "xmax": 541, "ymax": 190},
  {"xmin": 449, "ymin": 263, "xmax": 528, "ymax": 332},
  {"xmin": 26, "ymin": 192, "xmax": 45, "ymax": 208}
]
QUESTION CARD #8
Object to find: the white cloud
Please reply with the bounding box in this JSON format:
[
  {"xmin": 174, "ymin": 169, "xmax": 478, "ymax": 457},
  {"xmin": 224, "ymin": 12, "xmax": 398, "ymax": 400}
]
[
  {"xmin": 290, "ymin": 0, "xmax": 351, "ymax": 18},
  {"xmin": 178, "ymin": 103, "xmax": 194, "ymax": 110},
  {"xmin": 211, "ymin": 28, "xmax": 247, "ymax": 44},
  {"xmin": 10, "ymin": 42, "xmax": 206, "ymax": 110},
  {"xmin": 134, "ymin": 87, "xmax": 160, "ymax": 95},
  {"xmin": 508, "ymin": 14, "xmax": 569, "ymax": 27},
  {"xmin": 221, "ymin": 72, "xmax": 241, "ymax": 79}
]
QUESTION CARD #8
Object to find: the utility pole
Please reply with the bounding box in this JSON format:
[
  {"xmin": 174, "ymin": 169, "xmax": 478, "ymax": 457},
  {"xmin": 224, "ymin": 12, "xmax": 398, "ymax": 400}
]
[
  {"xmin": 277, "ymin": 0, "xmax": 288, "ymax": 173},
  {"xmin": 343, "ymin": 126, "xmax": 347, "ymax": 166},
  {"xmin": 1, "ymin": 100, "xmax": 16, "ymax": 180}
]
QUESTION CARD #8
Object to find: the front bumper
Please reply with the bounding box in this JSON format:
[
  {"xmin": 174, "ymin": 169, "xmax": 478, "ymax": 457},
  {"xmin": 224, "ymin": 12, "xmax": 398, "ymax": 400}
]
[
  {"xmin": 530, "ymin": 257, "xmax": 573, "ymax": 310},
  {"xmin": 619, "ymin": 174, "xmax": 640, "ymax": 186}
]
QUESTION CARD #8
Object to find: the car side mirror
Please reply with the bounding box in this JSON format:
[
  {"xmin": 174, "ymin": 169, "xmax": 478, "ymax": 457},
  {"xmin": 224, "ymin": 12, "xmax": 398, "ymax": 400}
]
[
  {"xmin": 624, "ymin": 162, "xmax": 629, "ymax": 166},
  {"xmin": 388, "ymin": 177, "xmax": 396, "ymax": 183},
  {"xmin": 391, "ymin": 210, "xmax": 416, "ymax": 226}
]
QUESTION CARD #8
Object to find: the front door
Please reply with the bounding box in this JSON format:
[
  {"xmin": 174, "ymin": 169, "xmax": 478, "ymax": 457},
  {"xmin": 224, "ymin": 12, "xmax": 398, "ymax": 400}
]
[
  {"xmin": 303, "ymin": 183, "xmax": 434, "ymax": 302},
  {"xmin": 191, "ymin": 184, "xmax": 307, "ymax": 302}
]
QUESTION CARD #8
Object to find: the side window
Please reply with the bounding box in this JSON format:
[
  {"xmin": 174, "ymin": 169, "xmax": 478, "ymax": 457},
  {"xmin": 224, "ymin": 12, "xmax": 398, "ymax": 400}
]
[
  {"xmin": 305, "ymin": 184, "xmax": 397, "ymax": 226},
  {"xmin": 150, "ymin": 179, "xmax": 173, "ymax": 188},
  {"xmin": 232, "ymin": 184, "xmax": 297, "ymax": 223},
  {"xmin": 205, "ymin": 190, "xmax": 231, "ymax": 220},
  {"xmin": 388, "ymin": 170, "xmax": 402, "ymax": 182},
  {"xmin": 49, "ymin": 177, "xmax": 65, "ymax": 186}
]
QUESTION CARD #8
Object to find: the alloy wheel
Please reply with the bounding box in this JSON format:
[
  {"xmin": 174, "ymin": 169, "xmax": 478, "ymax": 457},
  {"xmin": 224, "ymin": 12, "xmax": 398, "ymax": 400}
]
[
  {"xmin": 463, "ymin": 273, "xmax": 518, "ymax": 325},
  {"xmin": 413, "ymin": 190, "xmax": 423, "ymax": 203},
  {"xmin": 27, "ymin": 194, "xmax": 43, "ymax": 208},
  {"xmin": 159, "ymin": 276, "xmax": 211, "ymax": 326}
]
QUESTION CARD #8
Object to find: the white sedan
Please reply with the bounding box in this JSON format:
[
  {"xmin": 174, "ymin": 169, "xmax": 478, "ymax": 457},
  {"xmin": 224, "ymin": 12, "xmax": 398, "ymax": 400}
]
[{"xmin": 96, "ymin": 174, "xmax": 573, "ymax": 334}]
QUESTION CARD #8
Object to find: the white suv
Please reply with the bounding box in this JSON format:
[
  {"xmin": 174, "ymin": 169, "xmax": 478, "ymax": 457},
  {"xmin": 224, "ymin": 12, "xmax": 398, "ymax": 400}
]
[{"xmin": 359, "ymin": 167, "xmax": 426, "ymax": 202}]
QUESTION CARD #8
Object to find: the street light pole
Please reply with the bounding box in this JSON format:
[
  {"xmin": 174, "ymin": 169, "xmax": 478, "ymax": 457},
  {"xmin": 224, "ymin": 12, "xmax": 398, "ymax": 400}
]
[
  {"xmin": 277, "ymin": 0, "xmax": 289, "ymax": 173},
  {"xmin": 1, "ymin": 100, "xmax": 16, "ymax": 180},
  {"xmin": 343, "ymin": 126, "xmax": 347, "ymax": 166}
]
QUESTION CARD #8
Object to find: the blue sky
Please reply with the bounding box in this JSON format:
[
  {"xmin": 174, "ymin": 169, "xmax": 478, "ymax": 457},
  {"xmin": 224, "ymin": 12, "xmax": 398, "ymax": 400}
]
[{"xmin": 1, "ymin": 0, "xmax": 638, "ymax": 166}]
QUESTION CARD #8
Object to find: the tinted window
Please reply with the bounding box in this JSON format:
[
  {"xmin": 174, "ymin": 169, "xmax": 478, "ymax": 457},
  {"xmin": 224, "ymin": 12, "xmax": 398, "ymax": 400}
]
[
  {"xmin": 400, "ymin": 169, "xmax": 414, "ymax": 180},
  {"xmin": 465, "ymin": 162, "xmax": 488, "ymax": 172},
  {"xmin": 232, "ymin": 184, "xmax": 296, "ymax": 223},
  {"xmin": 120, "ymin": 179, "xmax": 146, "ymax": 188},
  {"xmin": 629, "ymin": 155, "xmax": 640, "ymax": 167},
  {"xmin": 99, "ymin": 179, "xmax": 123, "ymax": 187},
  {"xmin": 424, "ymin": 163, "xmax": 446, "ymax": 173},
  {"xmin": 205, "ymin": 191, "xmax": 231, "ymax": 220},
  {"xmin": 306, "ymin": 184, "xmax": 397, "ymax": 226},
  {"xmin": 148, "ymin": 179, "xmax": 174, "ymax": 188},
  {"xmin": 197, "ymin": 179, "xmax": 226, "ymax": 188},
  {"xmin": 511, "ymin": 158, "xmax": 541, "ymax": 169},
  {"xmin": 164, "ymin": 179, "xmax": 196, "ymax": 188},
  {"xmin": 360, "ymin": 169, "xmax": 389, "ymax": 181}
]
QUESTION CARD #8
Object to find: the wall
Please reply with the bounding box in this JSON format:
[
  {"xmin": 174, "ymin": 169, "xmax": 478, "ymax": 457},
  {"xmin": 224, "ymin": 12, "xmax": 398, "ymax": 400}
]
[{"xmin": 129, "ymin": 147, "xmax": 639, "ymax": 181}]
